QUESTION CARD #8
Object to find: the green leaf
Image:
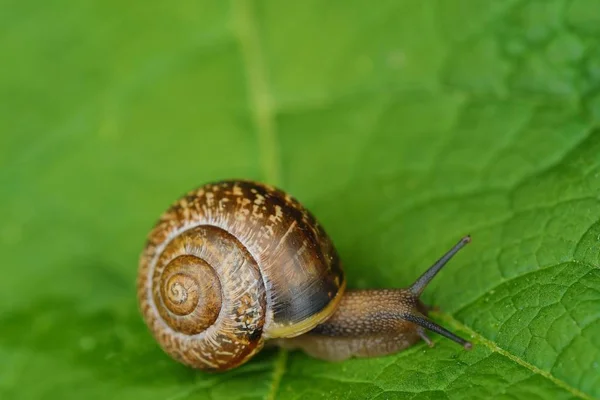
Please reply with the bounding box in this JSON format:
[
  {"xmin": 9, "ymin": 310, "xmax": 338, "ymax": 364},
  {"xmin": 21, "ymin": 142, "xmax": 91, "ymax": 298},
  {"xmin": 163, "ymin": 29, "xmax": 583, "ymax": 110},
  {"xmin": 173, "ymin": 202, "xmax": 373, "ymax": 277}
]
[{"xmin": 1, "ymin": 0, "xmax": 599, "ymax": 399}]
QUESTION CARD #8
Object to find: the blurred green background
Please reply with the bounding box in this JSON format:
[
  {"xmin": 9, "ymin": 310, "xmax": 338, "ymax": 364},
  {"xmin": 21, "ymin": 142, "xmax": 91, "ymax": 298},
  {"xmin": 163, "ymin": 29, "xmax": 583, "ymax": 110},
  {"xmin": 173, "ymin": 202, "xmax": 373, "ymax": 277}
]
[{"xmin": 2, "ymin": 1, "xmax": 600, "ymax": 399}]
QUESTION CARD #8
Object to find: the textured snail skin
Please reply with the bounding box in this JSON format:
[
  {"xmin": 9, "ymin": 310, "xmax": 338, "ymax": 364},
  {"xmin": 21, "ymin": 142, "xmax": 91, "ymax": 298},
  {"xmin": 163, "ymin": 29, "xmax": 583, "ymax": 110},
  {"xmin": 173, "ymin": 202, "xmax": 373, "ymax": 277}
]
[
  {"xmin": 137, "ymin": 180, "xmax": 345, "ymax": 371},
  {"xmin": 275, "ymin": 290, "xmax": 430, "ymax": 361}
]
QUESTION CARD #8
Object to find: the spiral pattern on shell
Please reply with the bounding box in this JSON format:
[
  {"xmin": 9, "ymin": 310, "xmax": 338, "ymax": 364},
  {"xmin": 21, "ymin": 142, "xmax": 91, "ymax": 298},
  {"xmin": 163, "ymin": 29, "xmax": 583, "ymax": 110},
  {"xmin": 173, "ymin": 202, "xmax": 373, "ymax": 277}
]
[
  {"xmin": 141, "ymin": 225, "xmax": 266, "ymax": 370},
  {"xmin": 137, "ymin": 180, "xmax": 345, "ymax": 371}
]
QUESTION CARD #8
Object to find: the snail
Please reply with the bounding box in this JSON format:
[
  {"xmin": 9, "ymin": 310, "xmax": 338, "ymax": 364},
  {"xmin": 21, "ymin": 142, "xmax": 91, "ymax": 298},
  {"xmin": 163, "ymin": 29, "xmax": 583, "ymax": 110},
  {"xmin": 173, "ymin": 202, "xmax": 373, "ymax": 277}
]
[{"xmin": 137, "ymin": 180, "xmax": 472, "ymax": 371}]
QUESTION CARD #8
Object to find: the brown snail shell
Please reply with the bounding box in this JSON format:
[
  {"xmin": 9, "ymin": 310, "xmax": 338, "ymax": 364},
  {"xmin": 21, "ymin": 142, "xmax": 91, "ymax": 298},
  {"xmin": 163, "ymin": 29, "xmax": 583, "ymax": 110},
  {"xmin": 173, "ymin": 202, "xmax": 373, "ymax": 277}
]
[{"xmin": 137, "ymin": 180, "xmax": 345, "ymax": 371}]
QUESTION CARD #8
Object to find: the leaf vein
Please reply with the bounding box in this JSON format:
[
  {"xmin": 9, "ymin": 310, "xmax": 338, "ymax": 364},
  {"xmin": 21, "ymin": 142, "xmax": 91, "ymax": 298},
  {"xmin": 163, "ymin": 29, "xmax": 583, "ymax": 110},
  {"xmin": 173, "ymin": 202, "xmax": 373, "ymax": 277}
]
[
  {"xmin": 232, "ymin": 0, "xmax": 281, "ymax": 186},
  {"xmin": 266, "ymin": 349, "xmax": 288, "ymax": 400},
  {"xmin": 436, "ymin": 312, "xmax": 595, "ymax": 400}
]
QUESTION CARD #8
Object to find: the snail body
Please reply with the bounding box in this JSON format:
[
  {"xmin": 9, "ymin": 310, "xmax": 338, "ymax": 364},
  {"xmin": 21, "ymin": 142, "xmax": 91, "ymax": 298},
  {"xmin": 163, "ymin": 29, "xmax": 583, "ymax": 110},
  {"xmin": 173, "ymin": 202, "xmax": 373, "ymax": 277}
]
[{"xmin": 137, "ymin": 180, "xmax": 471, "ymax": 371}]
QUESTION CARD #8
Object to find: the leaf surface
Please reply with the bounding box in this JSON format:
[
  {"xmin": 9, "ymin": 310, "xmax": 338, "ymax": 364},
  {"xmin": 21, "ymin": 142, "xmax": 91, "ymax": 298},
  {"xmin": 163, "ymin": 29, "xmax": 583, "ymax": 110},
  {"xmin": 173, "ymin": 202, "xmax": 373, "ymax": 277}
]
[{"xmin": 1, "ymin": 1, "xmax": 599, "ymax": 399}]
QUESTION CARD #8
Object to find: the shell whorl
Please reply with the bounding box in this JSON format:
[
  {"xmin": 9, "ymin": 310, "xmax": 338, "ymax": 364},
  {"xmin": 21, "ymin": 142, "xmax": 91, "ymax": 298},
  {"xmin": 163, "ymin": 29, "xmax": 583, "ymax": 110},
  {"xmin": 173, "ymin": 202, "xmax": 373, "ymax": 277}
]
[
  {"xmin": 157, "ymin": 254, "xmax": 221, "ymax": 332},
  {"xmin": 137, "ymin": 180, "xmax": 345, "ymax": 371},
  {"xmin": 141, "ymin": 225, "xmax": 266, "ymax": 371}
]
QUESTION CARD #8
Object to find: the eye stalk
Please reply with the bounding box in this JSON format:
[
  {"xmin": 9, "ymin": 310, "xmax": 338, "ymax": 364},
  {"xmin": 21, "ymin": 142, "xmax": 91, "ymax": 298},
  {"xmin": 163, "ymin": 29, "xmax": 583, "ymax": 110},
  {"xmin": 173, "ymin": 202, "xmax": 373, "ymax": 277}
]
[
  {"xmin": 410, "ymin": 235, "xmax": 471, "ymax": 296},
  {"xmin": 405, "ymin": 235, "xmax": 472, "ymax": 349}
]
